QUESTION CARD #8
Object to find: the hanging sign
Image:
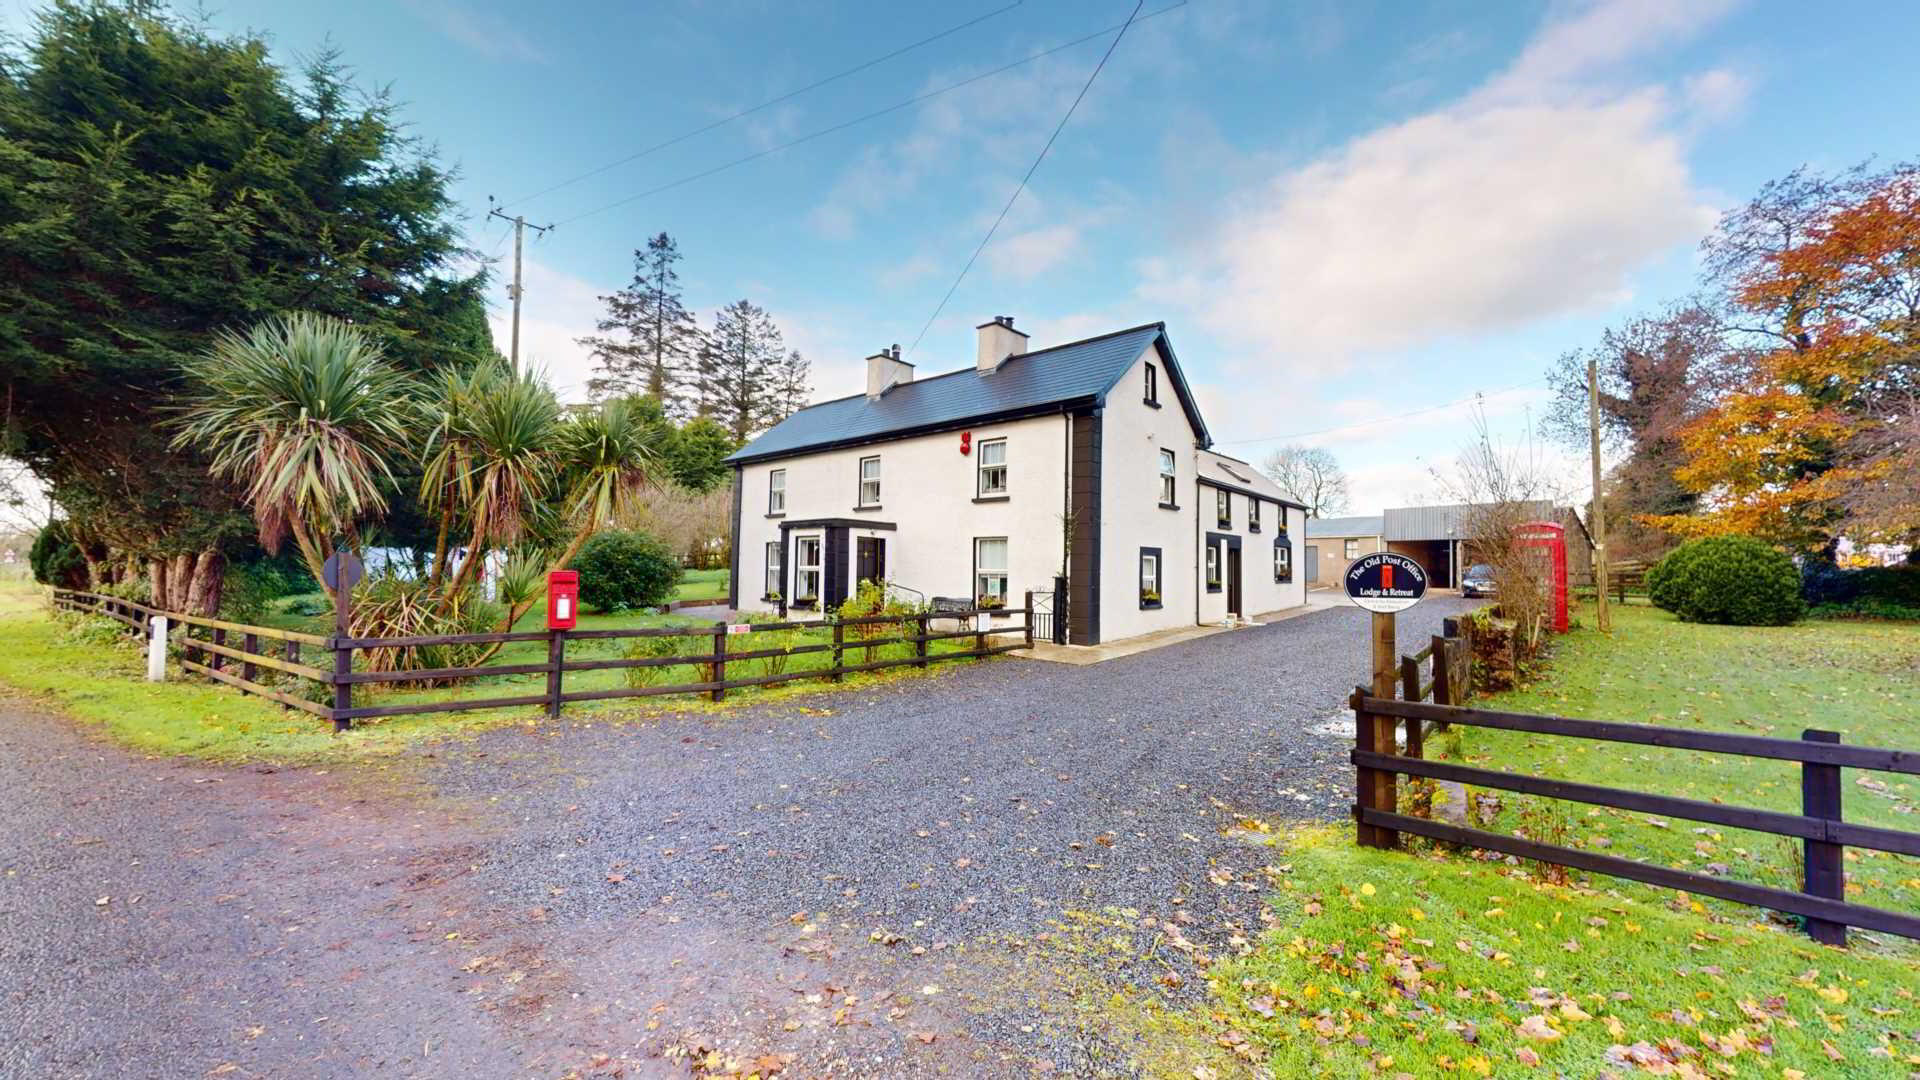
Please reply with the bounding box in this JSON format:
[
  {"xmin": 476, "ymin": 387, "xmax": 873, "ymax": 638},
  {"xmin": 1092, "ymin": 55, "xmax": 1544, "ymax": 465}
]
[{"xmin": 1344, "ymin": 552, "xmax": 1427, "ymax": 614}]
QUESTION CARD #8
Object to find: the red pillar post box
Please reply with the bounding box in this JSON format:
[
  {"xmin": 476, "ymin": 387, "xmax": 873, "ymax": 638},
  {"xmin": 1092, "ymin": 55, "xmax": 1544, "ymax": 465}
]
[{"xmin": 547, "ymin": 570, "xmax": 579, "ymax": 630}]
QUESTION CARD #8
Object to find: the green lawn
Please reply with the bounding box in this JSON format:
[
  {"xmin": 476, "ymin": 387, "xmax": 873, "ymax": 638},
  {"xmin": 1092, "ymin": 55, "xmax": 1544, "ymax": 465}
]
[
  {"xmin": 2, "ymin": 576, "xmax": 1003, "ymax": 760},
  {"xmin": 1194, "ymin": 601, "xmax": 1920, "ymax": 1077},
  {"xmin": 674, "ymin": 566, "xmax": 728, "ymax": 603}
]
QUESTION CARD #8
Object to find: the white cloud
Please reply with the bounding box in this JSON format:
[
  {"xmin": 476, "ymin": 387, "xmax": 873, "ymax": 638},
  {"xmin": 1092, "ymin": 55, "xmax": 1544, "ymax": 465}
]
[
  {"xmin": 402, "ymin": 0, "xmax": 549, "ymax": 63},
  {"xmin": 488, "ymin": 257, "xmax": 604, "ymax": 403},
  {"xmin": 1143, "ymin": 0, "xmax": 1741, "ymax": 371}
]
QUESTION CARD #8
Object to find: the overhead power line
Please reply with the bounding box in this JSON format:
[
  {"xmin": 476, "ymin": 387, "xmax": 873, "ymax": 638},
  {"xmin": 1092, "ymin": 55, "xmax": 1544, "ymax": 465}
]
[
  {"xmin": 502, "ymin": 2, "xmax": 1026, "ymax": 212},
  {"xmin": 553, "ymin": 2, "xmax": 1188, "ymax": 228},
  {"xmin": 907, "ymin": 0, "xmax": 1147, "ymax": 355},
  {"xmin": 1213, "ymin": 379, "xmax": 1549, "ymax": 446}
]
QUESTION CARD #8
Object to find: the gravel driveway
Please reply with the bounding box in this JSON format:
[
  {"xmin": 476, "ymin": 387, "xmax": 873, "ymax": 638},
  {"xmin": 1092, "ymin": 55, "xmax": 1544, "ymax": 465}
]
[{"xmin": 2, "ymin": 599, "xmax": 1472, "ymax": 1077}]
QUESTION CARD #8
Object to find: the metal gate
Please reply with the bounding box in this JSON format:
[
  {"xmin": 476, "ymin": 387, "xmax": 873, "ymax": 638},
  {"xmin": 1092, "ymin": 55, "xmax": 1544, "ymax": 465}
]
[{"xmin": 1030, "ymin": 576, "xmax": 1068, "ymax": 645}]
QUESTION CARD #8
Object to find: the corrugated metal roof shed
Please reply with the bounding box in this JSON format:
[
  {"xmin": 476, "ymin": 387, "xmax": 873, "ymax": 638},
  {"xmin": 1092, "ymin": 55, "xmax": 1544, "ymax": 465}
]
[
  {"xmin": 1384, "ymin": 502, "xmax": 1551, "ymax": 540},
  {"xmin": 1306, "ymin": 515, "xmax": 1384, "ymax": 538},
  {"xmin": 726, "ymin": 323, "xmax": 1191, "ymax": 463}
]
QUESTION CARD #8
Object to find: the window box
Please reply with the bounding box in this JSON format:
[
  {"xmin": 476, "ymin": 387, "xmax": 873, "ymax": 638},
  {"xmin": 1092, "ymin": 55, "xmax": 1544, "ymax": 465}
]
[{"xmin": 790, "ymin": 599, "xmax": 818, "ymax": 611}]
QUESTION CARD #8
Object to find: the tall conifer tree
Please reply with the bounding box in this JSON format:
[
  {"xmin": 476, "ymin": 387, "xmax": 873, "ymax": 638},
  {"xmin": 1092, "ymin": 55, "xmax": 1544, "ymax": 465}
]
[{"xmin": 580, "ymin": 233, "xmax": 704, "ymax": 414}]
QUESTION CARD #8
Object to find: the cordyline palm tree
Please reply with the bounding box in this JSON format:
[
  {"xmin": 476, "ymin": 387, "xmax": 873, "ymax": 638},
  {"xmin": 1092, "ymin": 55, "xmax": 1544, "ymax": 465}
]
[
  {"xmin": 169, "ymin": 314, "xmax": 417, "ymax": 595},
  {"xmin": 480, "ymin": 396, "xmax": 662, "ymax": 637},
  {"xmin": 420, "ymin": 358, "xmax": 506, "ymax": 588},
  {"xmin": 442, "ymin": 367, "xmax": 564, "ymax": 597}
]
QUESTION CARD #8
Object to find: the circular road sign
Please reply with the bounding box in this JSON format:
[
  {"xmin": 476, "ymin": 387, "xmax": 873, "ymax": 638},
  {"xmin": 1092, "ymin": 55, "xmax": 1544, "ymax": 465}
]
[
  {"xmin": 322, "ymin": 550, "xmax": 365, "ymax": 591},
  {"xmin": 1344, "ymin": 551, "xmax": 1427, "ymax": 614}
]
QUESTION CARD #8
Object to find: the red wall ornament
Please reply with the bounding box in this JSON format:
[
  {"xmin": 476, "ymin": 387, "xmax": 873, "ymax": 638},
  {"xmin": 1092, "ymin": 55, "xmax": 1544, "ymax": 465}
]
[{"xmin": 960, "ymin": 431, "xmax": 972, "ymax": 455}]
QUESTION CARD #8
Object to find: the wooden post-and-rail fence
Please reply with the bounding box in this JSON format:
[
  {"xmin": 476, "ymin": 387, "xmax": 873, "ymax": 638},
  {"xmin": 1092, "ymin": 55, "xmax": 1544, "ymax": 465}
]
[
  {"xmin": 1350, "ymin": 687, "xmax": 1920, "ymax": 946},
  {"xmin": 50, "ymin": 588, "xmax": 1036, "ymax": 733}
]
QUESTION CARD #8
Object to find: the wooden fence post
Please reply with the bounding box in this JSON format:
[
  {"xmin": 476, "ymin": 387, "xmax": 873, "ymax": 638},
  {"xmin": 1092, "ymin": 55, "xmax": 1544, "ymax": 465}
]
[
  {"xmin": 1023, "ymin": 591, "xmax": 1035, "ymax": 649},
  {"xmin": 1400, "ymin": 654, "xmax": 1421, "ymax": 701},
  {"xmin": 547, "ymin": 630, "xmax": 566, "ymax": 718},
  {"xmin": 332, "ymin": 578, "xmax": 352, "ymax": 733},
  {"xmin": 1355, "ymin": 611, "xmax": 1400, "ymax": 850},
  {"xmin": 710, "ymin": 621, "xmax": 728, "ymax": 702},
  {"xmin": 242, "ymin": 632, "xmax": 259, "ymax": 683},
  {"xmin": 915, "ymin": 613, "xmax": 929, "ymax": 669},
  {"xmin": 1801, "ymin": 728, "xmax": 1847, "ymax": 946},
  {"xmin": 1430, "ymin": 633, "xmax": 1451, "ymax": 706},
  {"xmin": 211, "ymin": 626, "xmax": 226, "ymax": 672},
  {"xmin": 831, "ymin": 618, "xmax": 844, "ymax": 683}
]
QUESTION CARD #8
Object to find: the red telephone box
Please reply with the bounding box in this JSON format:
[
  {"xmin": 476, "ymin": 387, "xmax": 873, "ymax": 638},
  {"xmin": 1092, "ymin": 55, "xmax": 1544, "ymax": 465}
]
[
  {"xmin": 547, "ymin": 570, "xmax": 579, "ymax": 630},
  {"xmin": 1514, "ymin": 521, "xmax": 1568, "ymax": 633}
]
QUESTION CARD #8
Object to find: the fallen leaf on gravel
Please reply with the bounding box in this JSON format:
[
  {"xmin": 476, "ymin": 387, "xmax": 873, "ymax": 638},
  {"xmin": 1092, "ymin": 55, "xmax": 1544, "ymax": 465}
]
[
  {"xmin": 94, "ymin": 896, "xmax": 109, "ymax": 906},
  {"xmin": 606, "ymin": 872, "xmax": 626, "ymax": 883},
  {"xmin": 920, "ymin": 984, "xmax": 941, "ymax": 995},
  {"xmin": 754, "ymin": 1052, "xmax": 789, "ymax": 1072},
  {"xmin": 914, "ymin": 1031, "xmax": 937, "ymax": 1044}
]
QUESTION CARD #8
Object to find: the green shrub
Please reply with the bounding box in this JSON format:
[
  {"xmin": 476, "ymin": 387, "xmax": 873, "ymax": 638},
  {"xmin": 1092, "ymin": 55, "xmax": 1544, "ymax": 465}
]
[
  {"xmin": 348, "ymin": 572, "xmax": 502, "ymax": 680},
  {"xmin": 97, "ymin": 576, "xmax": 152, "ymax": 604},
  {"xmin": 620, "ymin": 631, "xmax": 702, "ymax": 688},
  {"xmin": 573, "ymin": 530, "xmax": 682, "ymax": 612},
  {"xmin": 219, "ymin": 560, "xmax": 289, "ymax": 622},
  {"xmin": 1802, "ymin": 562, "xmax": 1920, "ymax": 608},
  {"xmin": 1646, "ymin": 542, "xmax": 1706, "ymax": 613},
  {"xmin": 1652, "ymin": 535, "xmax": 1804, "ymax": 626},
  {"xmin": 29, "ymin": 521, "xmax": 87, "ymax": 588}
]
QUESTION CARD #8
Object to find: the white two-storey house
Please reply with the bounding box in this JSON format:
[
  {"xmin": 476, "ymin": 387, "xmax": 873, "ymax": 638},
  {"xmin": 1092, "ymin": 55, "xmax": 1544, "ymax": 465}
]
[{"xmin": 725, "ymin": 318, "xmax": 1306, "ymax": 646}]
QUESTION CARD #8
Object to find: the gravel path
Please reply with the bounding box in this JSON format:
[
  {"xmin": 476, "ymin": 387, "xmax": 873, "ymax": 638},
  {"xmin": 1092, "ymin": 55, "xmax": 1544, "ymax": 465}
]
[{"xmin": 2, "ymin": 599, "xmax": 1472, "ymax": 1077}]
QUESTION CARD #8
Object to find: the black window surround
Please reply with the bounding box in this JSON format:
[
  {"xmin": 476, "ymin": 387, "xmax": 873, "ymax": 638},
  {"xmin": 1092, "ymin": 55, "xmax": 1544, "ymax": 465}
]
[
  {"xmin": 1274, "ymin": 534, "xmax": 1293, "ymax": 584},
  {"xmin": 1205, "ymin": 542, "xmax": 1221, "ymax": 592},
  {"xmin": 1157, "ymin": 448, "xmax": 1177, "ymax": 508},
  {"xmin": 1248, "ymin": 498, "xmax": 1262, "ymax": 533},
  {"xmin": 1138, "ymin": 546, "xmax": 1163, "ymax": 609},
  {"xmin": 1144, "ymin": 361, "xmax": 1159, "ymax": 407},
  {"xmin": 1216, "ymin": 488, "xmax": 1231, "ymax": 529}
]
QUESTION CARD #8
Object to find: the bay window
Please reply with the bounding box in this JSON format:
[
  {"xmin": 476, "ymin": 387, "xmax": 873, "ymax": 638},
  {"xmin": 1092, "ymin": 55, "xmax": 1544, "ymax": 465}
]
[
  {"xmin": 764, "ymin": 541, "xmax": 783, "ymax": 600},
  {"xmin": 794, "ymin": 535, "xmax": 822, "ymax": 605}
]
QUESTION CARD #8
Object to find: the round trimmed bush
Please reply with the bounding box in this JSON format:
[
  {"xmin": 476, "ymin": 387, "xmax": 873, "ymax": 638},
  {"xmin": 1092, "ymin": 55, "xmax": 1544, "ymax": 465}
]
[
  {"xmin": 572, "ymin": 530, "xmax": 682, "ymax": 612},
  {"xmin": 1653, "ymin": 535, "xmax": 1804, "ymax": 626}
]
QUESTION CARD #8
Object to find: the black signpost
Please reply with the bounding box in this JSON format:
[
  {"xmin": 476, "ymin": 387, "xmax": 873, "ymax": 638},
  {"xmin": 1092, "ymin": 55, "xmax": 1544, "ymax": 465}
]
[{"xmin": 1346, "ymin": 552, "xmax": 1428, "ymax": 848}]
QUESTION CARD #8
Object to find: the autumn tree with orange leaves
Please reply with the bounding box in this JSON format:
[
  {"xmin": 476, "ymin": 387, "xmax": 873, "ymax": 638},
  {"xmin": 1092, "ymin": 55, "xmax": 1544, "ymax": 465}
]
[{"xmin": 1647, "ymin": 163, "xmax": 1920, "ymax": 555}]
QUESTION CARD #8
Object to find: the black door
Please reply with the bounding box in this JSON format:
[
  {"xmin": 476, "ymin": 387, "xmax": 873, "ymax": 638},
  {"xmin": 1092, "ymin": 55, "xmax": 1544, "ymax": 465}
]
[
  {"xmin": 855, "ymin": 536, "xmax": 886, "ymax": 588},
  {"xmin": 1227, "ymin": 545, "xmax": 1243, "ymax": 616}
]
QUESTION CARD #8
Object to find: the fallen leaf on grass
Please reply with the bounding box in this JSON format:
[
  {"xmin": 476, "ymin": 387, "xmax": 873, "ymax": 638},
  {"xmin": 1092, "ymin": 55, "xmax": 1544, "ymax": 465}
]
[{"xmin": 1517, "ymin": 1015, "xmax": 1560, "ymax": 1041}]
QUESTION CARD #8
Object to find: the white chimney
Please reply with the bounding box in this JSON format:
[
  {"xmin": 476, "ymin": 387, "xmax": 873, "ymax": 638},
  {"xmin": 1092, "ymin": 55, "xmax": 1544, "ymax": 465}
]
[
  {"xmin": 865, "ymin": 344, "xmax": 913, "ymax": 398},
  {"xmin": 975, "ymin": 316, "xmax": 1029, "ymax": 373}
]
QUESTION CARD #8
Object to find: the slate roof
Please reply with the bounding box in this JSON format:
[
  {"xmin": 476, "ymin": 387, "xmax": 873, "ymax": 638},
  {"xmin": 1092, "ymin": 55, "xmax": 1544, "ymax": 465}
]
[
  {"xmin": 727, "ymin": 323, "xmax": 1203, "ymax": 463},
  {"xmin": 1196, "ymin": 450, "xmax": 1306, "ymax": 510},
  {"xmin": 1305, "ymin": 515, "xmax": 1385, "ymax": 538}
]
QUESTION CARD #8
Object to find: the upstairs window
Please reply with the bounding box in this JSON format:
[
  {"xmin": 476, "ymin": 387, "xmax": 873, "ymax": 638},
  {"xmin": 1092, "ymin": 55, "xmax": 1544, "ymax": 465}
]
[
  {"xmin": 1144, "ymin": 362, "xmax": 1159, "ymax": 405},
  {"xmin": 768, "ymin": 469, "xmax": 786, "ymax": 515},
  {"xmin": 857, "ymin": 456, "xmax": 881, "ymax": 507},
  {"xmin": 974, "ymin": 537, "xmax": 1008, "ymax": 608},
  {"xmin": 1248, "ymin": 499, "xmax": 1261, "ymax": 532},
  {"xmin": 977, "ymin": 438, "xmax": 1007, "ymax": 497},
  {"xmin": 1216, "ymin": 488, "xmax": 1231, "ymax": 529},
  {"xmin": 1158, "ymin": 449, "xmax": 1177, "ymax": 506}
]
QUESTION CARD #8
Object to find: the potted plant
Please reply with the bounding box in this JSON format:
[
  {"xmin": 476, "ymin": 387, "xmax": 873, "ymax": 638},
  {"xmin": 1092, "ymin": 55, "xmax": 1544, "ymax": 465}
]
[{"xmin": 1140, "ymin": 589, "xmax": 1161, "ymax": 608}]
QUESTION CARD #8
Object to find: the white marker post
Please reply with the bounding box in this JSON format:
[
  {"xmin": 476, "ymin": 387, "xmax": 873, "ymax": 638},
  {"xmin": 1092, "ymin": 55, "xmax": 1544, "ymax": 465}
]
[{"xmin": 146, "ymin": 615, "xmax": 168, "ymax": 681}]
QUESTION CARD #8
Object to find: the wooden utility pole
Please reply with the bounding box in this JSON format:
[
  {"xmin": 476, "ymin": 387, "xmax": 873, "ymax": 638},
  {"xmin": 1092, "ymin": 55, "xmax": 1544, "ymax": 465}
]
[
  {"xmin": 487, "ymin": 205, "xmax": 553, "ymax": 375},
  {"xmin": 1588, "ymin": 357, "xmax": 1612, "ymax": 632}
]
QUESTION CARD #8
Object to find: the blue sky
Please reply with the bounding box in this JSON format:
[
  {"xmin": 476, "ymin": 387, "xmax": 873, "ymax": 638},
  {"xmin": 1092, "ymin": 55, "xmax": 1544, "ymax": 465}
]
[{"xmin": 8, "ymin": 0, "xmax": 1918, "ymax": 512}]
